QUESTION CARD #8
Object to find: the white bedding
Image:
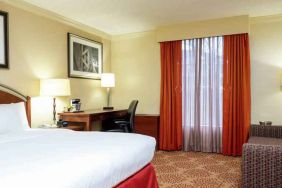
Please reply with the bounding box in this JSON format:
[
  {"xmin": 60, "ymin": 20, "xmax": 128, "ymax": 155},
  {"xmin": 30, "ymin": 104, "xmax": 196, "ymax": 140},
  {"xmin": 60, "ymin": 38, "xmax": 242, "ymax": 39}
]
[{"xmin": 0, "ymin": 129, "xmax": 156, "ymax": 188}]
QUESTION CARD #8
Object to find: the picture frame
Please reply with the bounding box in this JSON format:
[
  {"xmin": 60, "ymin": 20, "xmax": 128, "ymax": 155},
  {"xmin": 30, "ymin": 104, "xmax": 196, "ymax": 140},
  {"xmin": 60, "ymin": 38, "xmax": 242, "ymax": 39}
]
[
  {"xmin": 68, "ymin": 33, "xmax": 103, "ymax": 80},
  {"xmin": 0, "ymin": 11, "xmax": 9, "ymax": 69}
]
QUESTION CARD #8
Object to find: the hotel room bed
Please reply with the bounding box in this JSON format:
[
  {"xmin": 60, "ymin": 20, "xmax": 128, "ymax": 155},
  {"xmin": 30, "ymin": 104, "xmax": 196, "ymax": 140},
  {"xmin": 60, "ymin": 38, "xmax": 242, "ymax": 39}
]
[
  {"xmin": 0, "ymin": 129, "xmax": 156, "ymax": 188},
  {"xmin": 0, "ymin": 84, "xmax": 159, "ymax": 188}
]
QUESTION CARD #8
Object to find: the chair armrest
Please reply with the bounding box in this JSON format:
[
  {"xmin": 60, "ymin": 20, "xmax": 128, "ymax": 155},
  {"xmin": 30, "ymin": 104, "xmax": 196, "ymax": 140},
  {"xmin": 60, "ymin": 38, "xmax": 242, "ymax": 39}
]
[
  {"xmin": 114, "ymin": 120, "xmax": 130, "ymax": 125},
  {"xmin": 114, "ymin": 121, "xmax": 131, "ymax": 133},
  {"xmin": 242, "ymin": 143, "xmax": 282, "ymax": 188},
  {"xmin": 250, "ymin": 125, "xmax": 282, "ymax": 138}
]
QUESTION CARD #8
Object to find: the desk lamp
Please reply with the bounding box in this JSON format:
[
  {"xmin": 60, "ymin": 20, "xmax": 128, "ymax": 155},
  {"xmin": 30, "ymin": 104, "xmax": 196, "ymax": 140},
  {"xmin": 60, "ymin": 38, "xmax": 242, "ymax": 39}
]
[
  {"xmin": 101, "ymin": 73, "xmax": 115, "ymax": 110},
  {"xmin": 40, "ymin": 79, "xmax": 71, "ymax": 125}
]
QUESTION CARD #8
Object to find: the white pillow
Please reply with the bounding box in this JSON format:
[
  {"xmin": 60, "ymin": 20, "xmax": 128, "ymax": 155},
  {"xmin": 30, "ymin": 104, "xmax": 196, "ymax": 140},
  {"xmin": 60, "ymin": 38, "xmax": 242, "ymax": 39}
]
[{"xmin": 0, "ymin": 102, "xmax": 30, "ymax": 133}]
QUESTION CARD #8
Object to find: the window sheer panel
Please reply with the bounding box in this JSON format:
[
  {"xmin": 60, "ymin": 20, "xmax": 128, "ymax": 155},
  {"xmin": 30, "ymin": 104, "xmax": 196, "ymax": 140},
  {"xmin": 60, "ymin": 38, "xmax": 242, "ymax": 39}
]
[{"xmin": 182, "ymin": 37, "xmax": 223, "ymax": 153}]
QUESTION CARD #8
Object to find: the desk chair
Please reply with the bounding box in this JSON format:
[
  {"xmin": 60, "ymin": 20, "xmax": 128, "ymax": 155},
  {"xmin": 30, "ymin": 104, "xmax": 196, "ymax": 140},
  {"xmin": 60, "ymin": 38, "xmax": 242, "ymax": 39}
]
[{"xmin": 106, "ymin": 100, "xmax": 138, "ymax": 133}]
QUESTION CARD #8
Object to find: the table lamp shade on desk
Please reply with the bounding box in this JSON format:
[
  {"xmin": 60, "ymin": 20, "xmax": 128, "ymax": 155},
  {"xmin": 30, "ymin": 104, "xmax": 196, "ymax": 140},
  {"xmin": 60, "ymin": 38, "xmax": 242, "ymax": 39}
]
[
  {"xmin": 101, "ymin": 73, "xmax": 115, "ymax": 110},
  {"xmin": 40, "ymin": 79, "xmax": 71, "ymax": 124}
]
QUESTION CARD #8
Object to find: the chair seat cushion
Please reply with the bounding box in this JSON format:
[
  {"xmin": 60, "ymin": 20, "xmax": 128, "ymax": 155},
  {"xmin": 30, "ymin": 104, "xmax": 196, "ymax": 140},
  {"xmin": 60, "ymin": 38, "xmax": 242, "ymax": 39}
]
[{"xmin": 248, "ymin": 136, "xmax": 282, "ymax": 146}]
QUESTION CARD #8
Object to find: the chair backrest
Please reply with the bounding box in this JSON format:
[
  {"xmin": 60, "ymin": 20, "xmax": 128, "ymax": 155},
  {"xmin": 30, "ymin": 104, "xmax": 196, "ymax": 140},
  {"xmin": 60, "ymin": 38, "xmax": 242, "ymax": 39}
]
[{"xmin": 126, "ymin": 100, "xmax": 138, "ymax": 132}]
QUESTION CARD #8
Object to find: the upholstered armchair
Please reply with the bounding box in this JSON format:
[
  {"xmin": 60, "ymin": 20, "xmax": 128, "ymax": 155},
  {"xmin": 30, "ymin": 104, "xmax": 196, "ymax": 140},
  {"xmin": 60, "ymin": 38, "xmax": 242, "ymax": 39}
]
[{"xmin": 242, "ymin": 125, "xmax": 282, "ymax": 188}]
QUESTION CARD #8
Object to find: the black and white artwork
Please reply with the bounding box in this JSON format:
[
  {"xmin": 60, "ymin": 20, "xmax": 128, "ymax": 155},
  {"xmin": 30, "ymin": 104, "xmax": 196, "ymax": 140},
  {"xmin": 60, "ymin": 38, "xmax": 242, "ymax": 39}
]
[
  {"xmin": 0, "ymin": 11, "xmax": 8, "ymax": 69},
  {"xmin": 68, "ymin": 33, "xmax": 102, "ymax": 79}
]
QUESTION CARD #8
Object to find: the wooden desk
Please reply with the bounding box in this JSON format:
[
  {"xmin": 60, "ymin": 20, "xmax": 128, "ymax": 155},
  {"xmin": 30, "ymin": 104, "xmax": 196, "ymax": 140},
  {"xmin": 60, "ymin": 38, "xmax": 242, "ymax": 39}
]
[{"xmin": 58, "ymin": 109, "xmax": 127, "ymax": 131}]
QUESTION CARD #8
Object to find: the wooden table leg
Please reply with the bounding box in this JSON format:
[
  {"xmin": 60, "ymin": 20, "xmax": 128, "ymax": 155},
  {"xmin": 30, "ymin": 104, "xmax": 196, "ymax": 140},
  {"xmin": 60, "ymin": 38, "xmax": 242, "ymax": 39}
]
[{"xmin": 85, "ymin": 117, "xmax": 92, "ymax": 131}]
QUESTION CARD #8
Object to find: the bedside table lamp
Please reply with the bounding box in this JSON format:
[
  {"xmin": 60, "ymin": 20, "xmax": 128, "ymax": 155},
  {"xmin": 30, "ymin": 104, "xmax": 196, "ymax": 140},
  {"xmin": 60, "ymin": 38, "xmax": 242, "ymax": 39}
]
[
  {"xmin": 101, "ymin": 73, "xmax": 115, "ymax": 110},
  {"xmin": 40, "ymin": 79, "xmax": 71, "ymax": 125}
]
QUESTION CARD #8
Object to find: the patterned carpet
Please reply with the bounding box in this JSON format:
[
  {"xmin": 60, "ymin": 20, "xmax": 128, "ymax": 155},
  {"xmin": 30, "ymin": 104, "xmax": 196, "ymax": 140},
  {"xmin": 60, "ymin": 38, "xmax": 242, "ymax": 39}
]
[{"xmin": 152, "ymin": 151, "xmax": 242, "ymax": 188}]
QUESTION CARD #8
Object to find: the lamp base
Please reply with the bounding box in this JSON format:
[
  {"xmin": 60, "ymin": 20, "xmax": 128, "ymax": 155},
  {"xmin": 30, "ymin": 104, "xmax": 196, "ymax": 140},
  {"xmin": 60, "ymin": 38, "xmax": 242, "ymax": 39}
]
[{"xmin": 103, "ymin": 106, "xmax": 114, "ymax": 110}]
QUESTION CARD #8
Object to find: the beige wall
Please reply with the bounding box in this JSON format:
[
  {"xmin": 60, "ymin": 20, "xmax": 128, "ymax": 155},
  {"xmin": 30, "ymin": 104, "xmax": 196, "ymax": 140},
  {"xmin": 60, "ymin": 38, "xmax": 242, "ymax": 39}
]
[
  {"xmin": 0, "ymin": 2, "xmax": 111, "ymax": 127},
  {"xmin": 111, "ymin": 31, "xmax": 160, "ymax": 114},
  {"xmin": 250, "ymin": 15, "xmax": 282, "ymax": 124},
  {"xmin": 111, "ymin": 16, "xmax": 250, "ymax": 115},
  {"xmin": 112, "ymin": 15, "xmax": 282, "ymax": 125},
  {"xmin": 1, "ymin": 1, "xmax": 282, "ymax": 125},
  {"xmin": 156, "ymin": 15, "xmax": 249, "ymax": 42}
]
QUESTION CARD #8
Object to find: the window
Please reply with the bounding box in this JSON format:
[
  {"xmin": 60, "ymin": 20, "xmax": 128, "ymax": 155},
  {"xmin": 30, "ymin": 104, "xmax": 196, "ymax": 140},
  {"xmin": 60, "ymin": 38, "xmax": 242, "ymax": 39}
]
[{"xmin": 182, "ymin": 36, "xmax": 223, "ymax": 152}]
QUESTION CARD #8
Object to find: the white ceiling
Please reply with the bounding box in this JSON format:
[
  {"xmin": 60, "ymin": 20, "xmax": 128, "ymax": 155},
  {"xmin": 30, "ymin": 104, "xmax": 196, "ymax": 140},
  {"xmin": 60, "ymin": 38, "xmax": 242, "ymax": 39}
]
[{"xmin": 22, "ymin": 0, "xmax": 282, "ymax": 35}]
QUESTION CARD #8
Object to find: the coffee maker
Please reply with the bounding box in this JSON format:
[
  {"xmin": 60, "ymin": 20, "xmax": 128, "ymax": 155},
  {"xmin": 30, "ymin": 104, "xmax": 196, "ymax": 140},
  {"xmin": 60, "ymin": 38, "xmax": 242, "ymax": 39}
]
[{"xmin": 70, "ymin": 99, "xmax": 81, "ymax": 112}]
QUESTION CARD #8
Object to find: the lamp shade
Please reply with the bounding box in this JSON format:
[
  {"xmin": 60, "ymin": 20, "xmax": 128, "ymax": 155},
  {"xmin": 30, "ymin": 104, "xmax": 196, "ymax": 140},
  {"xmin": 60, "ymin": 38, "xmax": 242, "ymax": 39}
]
[
  {"xmin": 101, "ymin": 73, "xmax": 115, "ymax": 88},
  {"xmin": 40, "ymin": 79, "xmax": 71, "ymax": 97}
]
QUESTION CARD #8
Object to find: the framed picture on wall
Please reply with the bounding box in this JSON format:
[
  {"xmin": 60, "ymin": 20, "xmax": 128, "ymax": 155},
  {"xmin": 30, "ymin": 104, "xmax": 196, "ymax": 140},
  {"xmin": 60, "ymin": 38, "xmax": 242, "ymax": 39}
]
[
  {"xmin": 68, "ymin": 33, "xmax": 103, "ymax": 79},
  {"xmin": 0, "ymin": 11, "xmax": 9, "ymax": 69}
]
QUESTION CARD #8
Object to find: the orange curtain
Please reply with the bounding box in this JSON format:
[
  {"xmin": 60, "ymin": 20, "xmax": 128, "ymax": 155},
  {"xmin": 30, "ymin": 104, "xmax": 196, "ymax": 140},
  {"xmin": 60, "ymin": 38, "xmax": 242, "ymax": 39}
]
[
  {"xmin": 223, "ymin": 33, "xmax": 251, "ymax": 156},
  {"xmin": 159, "ymin": 41, "xmax": 182, "ymax": 151}
]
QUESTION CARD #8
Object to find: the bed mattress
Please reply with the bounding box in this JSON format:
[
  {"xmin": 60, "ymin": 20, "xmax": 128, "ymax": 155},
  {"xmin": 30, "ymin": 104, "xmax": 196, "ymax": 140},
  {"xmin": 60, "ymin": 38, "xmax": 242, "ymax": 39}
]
[{"xmin": 0, "ymin": 129, "xmax": 156, "ymax": 188}]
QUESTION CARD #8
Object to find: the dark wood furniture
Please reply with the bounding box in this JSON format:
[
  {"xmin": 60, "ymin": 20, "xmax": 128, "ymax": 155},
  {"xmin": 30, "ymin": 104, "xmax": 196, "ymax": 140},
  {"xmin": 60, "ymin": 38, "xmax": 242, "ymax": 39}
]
[
  {"xmin": 60, "ymin": 124, "xmax": 85, "ymax": 131},
  {"xmin": 58, "ymin": 109, "xmax": 127, "ymax": 131},
  {"xmin": 0, "ymin": 84, "xmax": 31, "ymax": 125},
  {"xmin": 135, "ymin": 114, "xmax": 160, "ymax": 149}
]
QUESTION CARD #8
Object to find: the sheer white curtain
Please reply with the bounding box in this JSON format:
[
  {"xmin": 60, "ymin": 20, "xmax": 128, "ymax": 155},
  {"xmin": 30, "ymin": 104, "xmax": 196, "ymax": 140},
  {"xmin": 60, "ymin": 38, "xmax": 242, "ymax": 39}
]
[{"xmin": 182, "ymin": 36, "xmax": 223, "ymax": 153}]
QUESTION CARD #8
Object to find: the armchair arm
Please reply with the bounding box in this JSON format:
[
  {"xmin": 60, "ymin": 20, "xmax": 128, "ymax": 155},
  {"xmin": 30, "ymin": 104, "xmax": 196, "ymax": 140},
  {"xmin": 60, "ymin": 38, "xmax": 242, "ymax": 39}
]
[
  {"xmin": 250, "ymin": 125, "xmax": 282, "ymax": 138},
  {"xmin": 242, "ymin": 143, "xmax": 282, "ymax": 188}
]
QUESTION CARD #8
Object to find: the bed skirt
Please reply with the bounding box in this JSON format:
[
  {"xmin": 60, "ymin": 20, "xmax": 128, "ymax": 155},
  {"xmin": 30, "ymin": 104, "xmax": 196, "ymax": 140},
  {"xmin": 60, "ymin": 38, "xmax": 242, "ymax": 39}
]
[{"xmin": 115, "ymin": 163, "xmax": 159, "ymax": 188}]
